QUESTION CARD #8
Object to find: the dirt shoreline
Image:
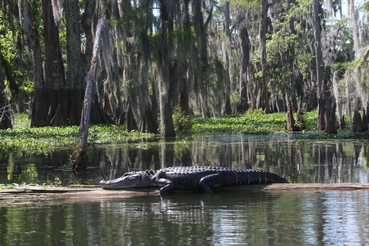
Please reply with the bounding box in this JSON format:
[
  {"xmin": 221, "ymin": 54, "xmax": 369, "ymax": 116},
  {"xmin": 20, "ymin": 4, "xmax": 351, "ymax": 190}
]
[{"xmin": 1, "ymin": 183, "xmax": 369, "ymax": 202}]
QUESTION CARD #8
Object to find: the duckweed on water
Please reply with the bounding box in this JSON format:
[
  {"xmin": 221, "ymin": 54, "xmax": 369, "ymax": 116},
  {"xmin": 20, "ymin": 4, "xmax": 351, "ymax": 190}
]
[
  {"xmin": 0, "ymin": 115, "xmax": 155, "ymax": 155},
  {"xmin": 190, "ymin": 110, "xmax": 311, "ymax": 135},
  {"xmin": 1, "ymin": 111, "xmax": 367, "ymax": 155},
  {"xmin": 186, "ymin": 110, "xmax": 369, "ymax": 140}
]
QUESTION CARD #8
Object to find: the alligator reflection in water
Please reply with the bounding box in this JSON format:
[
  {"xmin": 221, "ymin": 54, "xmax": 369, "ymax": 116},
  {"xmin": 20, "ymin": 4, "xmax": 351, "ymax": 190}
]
[
  {"xmin": 1, "ymin": 135, "xmax": 369, "ymax": 185},
  {"xmin": 157, "ymin": 192, "xmax": 284, "ymax": 226},
  {"xmin": 2, "ymin": 191, "xmax": 369, "ymax": 245}
]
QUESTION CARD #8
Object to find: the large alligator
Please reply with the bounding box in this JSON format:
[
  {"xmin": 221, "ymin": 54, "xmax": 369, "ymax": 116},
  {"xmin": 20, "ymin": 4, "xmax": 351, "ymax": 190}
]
[{"xmin": 99, "ymin": 166, "xmax": 288, "ymax": 194}]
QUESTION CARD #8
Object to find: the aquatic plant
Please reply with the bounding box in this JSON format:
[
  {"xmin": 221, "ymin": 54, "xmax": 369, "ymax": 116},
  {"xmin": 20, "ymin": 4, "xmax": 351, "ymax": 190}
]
[
  {"xmin": 0, "ymin": 114, "xmax": 155, "ymax": 155},
  {"xmin": 172, "ymin": 107, "xmax": 193, "ymax": 132},
  {"xmin": 191, "ymin": 110, "xmax": 288, "ymax": 135},
  {"xmin": 0, "ymin": 111, "xmax": 364, "ymax": 156}
]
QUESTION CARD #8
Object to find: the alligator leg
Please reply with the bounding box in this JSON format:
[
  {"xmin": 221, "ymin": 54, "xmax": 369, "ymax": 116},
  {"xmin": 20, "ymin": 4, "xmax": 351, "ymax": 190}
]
[
  {"xmin": 156, "ymin": 178, "xmax": 175, "ymax": 194},
  {"xmin": 199, "ymin": 173, "xmax": 222, "ymax": 193}
]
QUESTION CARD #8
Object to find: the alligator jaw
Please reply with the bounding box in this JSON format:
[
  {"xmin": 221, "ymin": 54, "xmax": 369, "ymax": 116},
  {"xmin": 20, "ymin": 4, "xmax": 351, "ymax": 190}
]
[{"xmin": 100, "ymin": 172, "xmax": 147, "ymax": 189}]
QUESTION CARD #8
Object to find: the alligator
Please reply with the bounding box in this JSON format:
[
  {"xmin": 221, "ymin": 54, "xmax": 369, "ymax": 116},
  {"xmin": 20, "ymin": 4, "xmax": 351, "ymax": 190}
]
[{"xmin": 99, "ymin": 166, "xmax": 288, "ymax": 194}]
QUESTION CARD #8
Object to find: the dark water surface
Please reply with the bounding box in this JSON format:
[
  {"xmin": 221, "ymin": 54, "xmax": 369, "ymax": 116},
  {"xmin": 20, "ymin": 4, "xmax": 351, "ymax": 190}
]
[
  {"xmin": 1, "ymin": 135, "xmax": 369, "ymax": 185},
  {"xmin": 1, "ymin": 190, "xmax": 369, "ymax": 245},
  {"xmin": 1, "ymin": 135, "xmax": 369, "ymax": 245}
]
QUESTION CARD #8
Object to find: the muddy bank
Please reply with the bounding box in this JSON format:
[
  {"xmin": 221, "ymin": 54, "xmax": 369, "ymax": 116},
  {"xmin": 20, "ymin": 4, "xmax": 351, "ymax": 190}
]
[{"xmin": 1, "ymin": 183, "xmax": 369, "ymax": 203}]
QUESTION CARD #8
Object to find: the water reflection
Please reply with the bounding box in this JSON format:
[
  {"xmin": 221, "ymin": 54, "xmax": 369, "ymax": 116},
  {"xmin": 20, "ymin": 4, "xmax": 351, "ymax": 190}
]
[
  {"xmin": 1, "ymin": 135, "xmax": 369, "ymax": 185},
  {"xmin": 1, "ymin": 191, "xmax": 369, "ymax": 245}
]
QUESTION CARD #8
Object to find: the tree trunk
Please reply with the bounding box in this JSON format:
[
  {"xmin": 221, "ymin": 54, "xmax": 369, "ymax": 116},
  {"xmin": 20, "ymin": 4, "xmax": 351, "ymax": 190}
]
[
  {"xmin": 359, "ymin": 109, "xmax": 366, "ymax": 131},
  {"xmin": 29, "ymin": 31, "xmax": 46, "ymax": 126},
  {"xmin": 285, "ymin": 98, "xmax": 296, "ymax": 131},
  {"xmin": 73, "ymin": 17, "xmax": 109, "ymax": 170},
  {"xmin": 313, "ymin": 0, "xmax": 325, "ymax": 130},
  {"xmin": 33, "ymin": 0, "xmax": 66, "ymax": 127},
  {"xmin": 260, "ymin": 0, "xmax": 270, "ymax": 112},
  {"xmin": 0, "ymin": 53, "xmax": 12, "ymax": 129},
  {"xmin": 306, "ymin": 69, "xmax": 316, "ymax": 112},
  {"xmin": 32, "ymin": 0, "xmax": 104, "ymax": 127},
  {"xmin": 177, "ymin": 0, "xmax": 191, "ymax": 115},
  {"xmin": 177, "ymin": 67, "xmax": 191, "ymax": 114},
  {"xmin": 332, "ymin": 70, "xmax": 343, "ymax": 129},
  {"xmin": 352, "ymin": 109, "xmax": 362, "ymax": 132},
  {"xmin": 138, "ymin": 33, "xmax": 158, "ymax": 133},
  {"xmin": 118, "ymin": 0, "xmax": 135, "ymax": 131},
  {"xmin": 317, "ymin": 93, "xmax": 326, "ymax": 130},
  {"xmin": 349, "ymin": 0, "xmax": 361, "ymax": 58},
  {"xmin": 221, "ymin": 1, "xmax": 232, "ymax": 115},
  {"xmin": 158, "ymin": 0, "xmax": 175, "ymax": 137},
  {"xmin": 118, "ymin": 0, "xmax": 158, "ymax": 133},
  {"xmin": 236, "ymin": 26, "xmax": 250, "ymax": 113},
  {"xmin": 27, "ymin": 1, "xmax": 48, "ymax": 126},
  {"xmin": 324, "ymin": 90, "xmax": 337, "ymax": 133},
  {"xmin": 193, "ymin": 0, "xmax": 211, "ymax": 118},
  {"xmin": 288, "ymin": 11, "xmax": 297, "ymax": 111},
  {"xmin": 81, "ymin": 0, "xmax": 95, "ymax": 74},
  {"xmin": 64, "ymin": 0, "xmax": 84, "ymax": 125},
  {"xmin": 352, "ymin": 109, "xmax": 368, "ymax": 132}
]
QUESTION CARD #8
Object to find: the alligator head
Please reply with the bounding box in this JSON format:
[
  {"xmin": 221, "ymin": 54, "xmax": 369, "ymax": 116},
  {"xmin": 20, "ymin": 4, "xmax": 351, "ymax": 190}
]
[{"xmin": 99, "ymin": 170, "xmax": 156, "ymax": 189}]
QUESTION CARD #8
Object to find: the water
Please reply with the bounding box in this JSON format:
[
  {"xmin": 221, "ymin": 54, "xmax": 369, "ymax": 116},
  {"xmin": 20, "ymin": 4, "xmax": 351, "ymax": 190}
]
[
  {"xmin": 1, "ymin": 135, "xmax": 369, "ymax": 245},
  {"xmin": 1, "ymin": 135, "xmax": 369, "ymax": 185},
  {"xmin": 1, "ymin": 190, "xmax": 369, "ymax": 245}
]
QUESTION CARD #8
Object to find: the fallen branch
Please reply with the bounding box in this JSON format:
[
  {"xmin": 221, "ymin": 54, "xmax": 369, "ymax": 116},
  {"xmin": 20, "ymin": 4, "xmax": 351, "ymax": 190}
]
[{"xmin": 72, "ymin": 16, "xmax": 109, "ymax": 170}]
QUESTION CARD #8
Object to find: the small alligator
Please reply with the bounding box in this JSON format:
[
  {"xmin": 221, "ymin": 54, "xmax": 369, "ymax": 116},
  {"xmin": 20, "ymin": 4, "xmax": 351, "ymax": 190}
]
[{"xmin": 99, "ymin": 166, "xmax": 288, "ymax": 194}]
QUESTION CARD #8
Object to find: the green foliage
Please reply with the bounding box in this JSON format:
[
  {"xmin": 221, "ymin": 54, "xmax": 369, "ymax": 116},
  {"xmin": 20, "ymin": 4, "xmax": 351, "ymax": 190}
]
[
  {"xmin": 0, "ymin": 20, "xmax": 33, "ymax": 96},
  {"xmin": 1, "ymin": 114, "xmax": 155, "ymax": 155},
  {"xmin": 2, "ymin": 111, "xmax": 367, "ymax": 157},
  {"xmin": 191, "ymin": 109, "xmax": 288, "ymax": 135},
  {"xmin": 190, "ymin": 110, "xmax": 364, "ymax": 139},
  {"xmin": 0, "ymin": 177, "xmax": 61, "ymax": 189},
  {"xmin": 172, "ymin": 108, "xmax": 193, "ymax": 132},
  {"xmin": 302, "ymin": 111, "xmax": 319, "ymax": 130},
  {"xmin": 291, "ymin": 110, "xmax": 307, "ymax": 131},
  {"xmin": 0, "ymin": 183, "xmax": 15, "ymax": 189},
  {"xmin": 228, "ymin": 0, "xmax": 259, "ymax": 8},
  {"xmin": 331, "ymin": 59, "xmax": 362, "ymax": 71},
  {"xmin": 43, "ymin": 177, "xmax": 62, "ymax": 187},
  {"xmin": 0, "ymin": 31, "xmax": 18, "ymax": 61},
  {"xmin": 230, "ymin": 90, "xmax": 242, "ymax": 110},
  {"xmin": 13, "ymin": 113, "xmax": 30, "ymax": 129}
]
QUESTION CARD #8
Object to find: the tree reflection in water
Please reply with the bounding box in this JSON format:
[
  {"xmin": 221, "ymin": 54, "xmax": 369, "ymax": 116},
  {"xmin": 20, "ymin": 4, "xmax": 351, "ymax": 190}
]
[{"xmin": 1, "ymin": 135, "xmax": 368, "ymax": 185}]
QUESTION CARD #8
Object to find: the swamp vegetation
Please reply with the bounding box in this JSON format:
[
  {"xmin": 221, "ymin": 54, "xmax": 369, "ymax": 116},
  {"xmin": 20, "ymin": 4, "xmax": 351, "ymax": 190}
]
[
  {"xmin": 1, "ymin": 110, "xmax": 368, "ymax": 157},
  {"xmin": 1, "ymin": 111, "xmax": 369, "ymax": 189},
  {"xmin": 1, "ymin": 0, "xmax": 369, "ymax": 136},
  {"xmin": 2, "ymin": 0, "xmax": 369, "ymax": 175}
]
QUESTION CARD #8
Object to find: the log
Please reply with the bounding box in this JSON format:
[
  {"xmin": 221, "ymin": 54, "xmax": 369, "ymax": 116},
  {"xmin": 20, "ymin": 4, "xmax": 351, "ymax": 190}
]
[
  {"xmin": 73, "ymin": 17, "xmax": 109, "ymax": 170},
  {"xmin": 2, "ymin": 183, "xmax": 369, "ymax": 202}
]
